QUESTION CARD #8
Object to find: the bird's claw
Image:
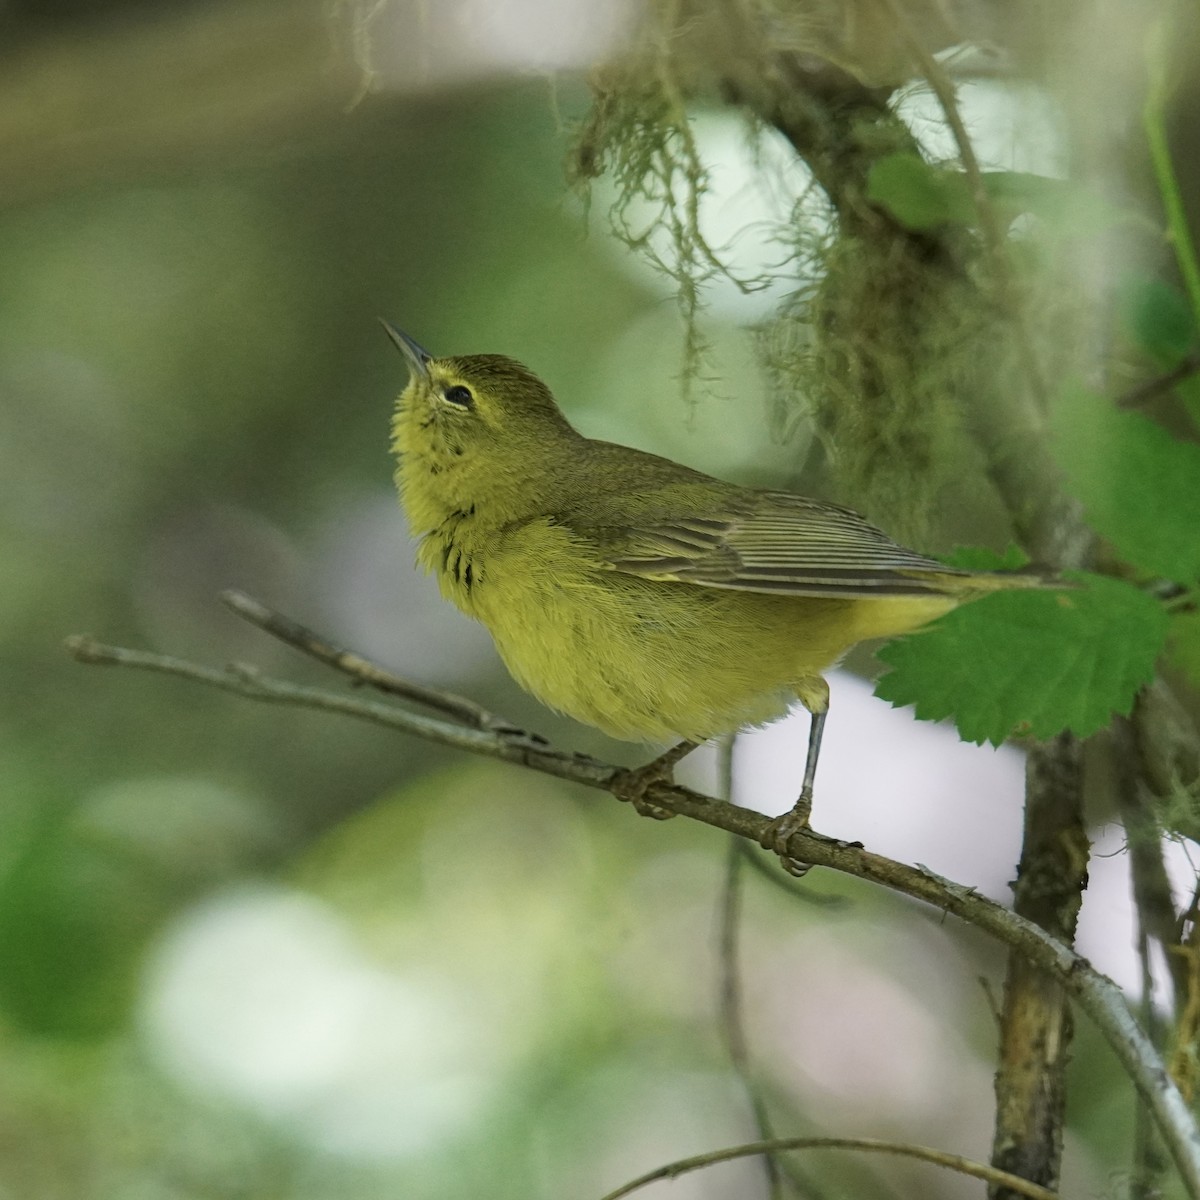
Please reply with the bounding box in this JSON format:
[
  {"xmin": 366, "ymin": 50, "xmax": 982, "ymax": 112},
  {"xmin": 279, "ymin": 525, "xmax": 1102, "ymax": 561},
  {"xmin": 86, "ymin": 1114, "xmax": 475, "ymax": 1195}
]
[
  {"xmin": 760, "ymin": 791, "xmax": 815, "ymax": 874},
  {"xmin": 759, "ymin": 790, "xmax": 860, "ymax": 875},
  {"xmin": 761, "ymin": 818, "xmax": 814, "ymax": 876},
  {"xmin": 611, "ymin": 766, "xmax": 677, "ymax": 820}
]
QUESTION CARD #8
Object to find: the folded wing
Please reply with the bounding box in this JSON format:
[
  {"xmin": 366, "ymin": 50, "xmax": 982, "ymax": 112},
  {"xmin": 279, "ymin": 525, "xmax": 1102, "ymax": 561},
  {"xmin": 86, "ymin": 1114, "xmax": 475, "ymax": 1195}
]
[{"xmin": 588, "ymin": 491, "xmax": 970, "ymax": 598}]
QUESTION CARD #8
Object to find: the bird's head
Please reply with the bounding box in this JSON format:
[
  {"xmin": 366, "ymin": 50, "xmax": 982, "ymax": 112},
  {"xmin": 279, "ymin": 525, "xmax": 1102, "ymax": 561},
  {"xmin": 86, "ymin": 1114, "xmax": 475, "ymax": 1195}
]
[
  {"xmin": 384, "ymin": 323, "xmax": 581, "ymax": 525},
  {"xmin": 383, "ymin": 322, "xmax": 574, "ymax": 458}
]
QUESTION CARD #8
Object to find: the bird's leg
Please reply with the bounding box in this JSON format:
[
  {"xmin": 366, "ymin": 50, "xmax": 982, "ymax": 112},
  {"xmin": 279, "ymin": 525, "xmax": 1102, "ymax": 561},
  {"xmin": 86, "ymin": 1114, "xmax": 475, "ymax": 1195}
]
[
  {"xmin": 611, "ymin": 740, "xmax": 698, "ymax": 820},
  {"xmin": 760, "ymin": 680, "xmax": 840, "ymax": 874}
]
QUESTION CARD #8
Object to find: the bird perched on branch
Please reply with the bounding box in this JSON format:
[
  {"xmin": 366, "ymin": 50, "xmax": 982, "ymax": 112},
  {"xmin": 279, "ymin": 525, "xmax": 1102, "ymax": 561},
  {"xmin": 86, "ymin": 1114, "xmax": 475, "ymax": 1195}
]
[{"xmin": 384, "ymin": 323, "xmax": 1049, "ymax": 871}]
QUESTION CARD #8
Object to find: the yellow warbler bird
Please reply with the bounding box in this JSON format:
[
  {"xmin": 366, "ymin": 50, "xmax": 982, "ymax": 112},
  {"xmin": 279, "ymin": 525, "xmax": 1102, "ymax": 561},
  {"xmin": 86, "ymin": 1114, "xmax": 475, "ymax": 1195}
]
[{"xmin": 384, "ymin": 323, "xmax": 1045, "ymax": 868}]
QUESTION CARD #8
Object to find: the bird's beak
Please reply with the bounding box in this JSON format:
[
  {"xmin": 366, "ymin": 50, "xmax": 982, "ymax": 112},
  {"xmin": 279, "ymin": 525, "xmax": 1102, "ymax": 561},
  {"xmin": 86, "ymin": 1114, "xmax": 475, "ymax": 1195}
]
[{"xmin": 379, "ymin": 320, "xmax": 432, "ymax": 382}]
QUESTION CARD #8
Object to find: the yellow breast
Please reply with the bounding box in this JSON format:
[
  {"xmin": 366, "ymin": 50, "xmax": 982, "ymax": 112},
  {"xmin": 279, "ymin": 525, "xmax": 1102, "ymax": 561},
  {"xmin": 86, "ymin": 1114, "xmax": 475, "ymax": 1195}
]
[{"xmin": 418, "ymin": 515, "xmax": 957, "ymax": 744}]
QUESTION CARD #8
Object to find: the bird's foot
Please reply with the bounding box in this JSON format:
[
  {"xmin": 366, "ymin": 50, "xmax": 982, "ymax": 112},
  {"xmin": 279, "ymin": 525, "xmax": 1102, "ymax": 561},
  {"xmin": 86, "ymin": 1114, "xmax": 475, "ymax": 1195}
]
[
  {"xmin": 611, "ymin": 744, "xmax": 695, "ymax": 820},
  {"xmin": 760, "ymin": 791, "xmax": 860, "ymax": 876},
  {"xmin": 760, "ymin": 802, "xmax": 815, "ymax": 876}
]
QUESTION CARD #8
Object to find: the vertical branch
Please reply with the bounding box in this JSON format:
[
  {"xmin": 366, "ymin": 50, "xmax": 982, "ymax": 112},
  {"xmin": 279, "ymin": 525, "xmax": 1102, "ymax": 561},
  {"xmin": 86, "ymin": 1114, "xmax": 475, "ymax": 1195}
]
[
  {"xmin": 1112, "ymin": 709, "xmax": 1184, "ymax": 1197},
  {"xmin": 1144, "ymin": 13, "xmax": 1200, "ymax": 329},
  {"xmin": 719, "ymin": 837, "xmax": 784, "ymax": 1200},
  {"xmin": 1132, "ymin": 924, "xmax": 1171, "ymax": 1200},
  {"xmin": 1112, "ymin": 714, "xmax": 1187, "ymax": 1012},
  {"xmin": 990, "ymin": 735, "xmax": 1089, "ymax": 1198},
  {"xmin": 717, "ymin": 738, "xmax": 784, "ymax": 1199},
  {"xmin": 884, "ymin": 17, "xmax": 1098, "ymax": 1189},
  {"xmin": 1169, "ymin": 900, "xmax": 1200, "ymax": 1103}
]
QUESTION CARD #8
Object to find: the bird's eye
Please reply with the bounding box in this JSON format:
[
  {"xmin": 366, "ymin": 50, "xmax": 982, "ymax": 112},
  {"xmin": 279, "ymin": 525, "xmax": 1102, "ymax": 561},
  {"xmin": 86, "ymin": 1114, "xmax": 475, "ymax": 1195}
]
[{"xmin": 442, "ymin": 385, "xmax": 473, "ymax": 408}]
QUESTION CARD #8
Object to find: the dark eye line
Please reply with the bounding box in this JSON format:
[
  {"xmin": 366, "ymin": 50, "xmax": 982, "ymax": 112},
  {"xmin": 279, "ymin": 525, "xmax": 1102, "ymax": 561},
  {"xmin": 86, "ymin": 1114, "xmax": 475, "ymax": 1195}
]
[{"xmin": 442, "ymin": 385, "xmax": 473, "ymax": 408}]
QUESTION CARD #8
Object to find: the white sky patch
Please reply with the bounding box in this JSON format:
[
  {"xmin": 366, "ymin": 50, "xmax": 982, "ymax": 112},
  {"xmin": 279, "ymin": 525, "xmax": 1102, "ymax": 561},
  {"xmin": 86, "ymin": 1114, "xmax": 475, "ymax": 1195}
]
[
  {"xmin": 738, "ymin": 669, "xmax": 1200, "ymax": 1002},
  {"xmin": 362, "ymin": 0, "xmax": 638, "ymax": 84},
  {"xmin": 589, "ymin": 110, "xmax": 824, "ymax": 325},
  {"xmin": 735, "ymin": 669, "xmax": 1027, "ymax": 900},
  {"xmin": 899, "ymin": 79, "xmax": 1068, "ymax": 176},
  {"xmin": 592, "ymin": 81, "xmax": 1065, "ymax": 324},
  {"xmin": 454, "ymin": 0, "xmax": 637, "ymax": 71},
  {"xmin": 1077, "ymin": 826, "xmax": 1200, "ymax": 1001}
]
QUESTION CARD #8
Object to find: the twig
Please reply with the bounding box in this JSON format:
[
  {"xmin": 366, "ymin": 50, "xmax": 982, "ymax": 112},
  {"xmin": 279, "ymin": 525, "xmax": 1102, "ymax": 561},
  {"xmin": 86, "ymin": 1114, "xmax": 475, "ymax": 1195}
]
[
  {"xmin": 1117, "ymin": 352, "xmax": 1200, "ymax": 409},
  {"xmin": 218, "ymin": 589, "xmax": 533, "ymax": 736},
  {"xmin": 1112, "ymin": 715, "xmax": 1187, "ymax": 1011},
  {"xmin": 1132, "ymin": 925, "xmax": 1171, "ymax": 1200},
  {"xmin": 716, "ymin": 749, "xmax": 842, "ymax": 1200},
  {"xmin": 1170, "ymin": 937, "xmax": 1200, "ymax": 1102},
  {"xmin": 596, "ymin": 1135, "xmax": 1060, "ymax": 1200},
  {"xmin": 1144, "ymin": 15, "xmax": 1200, "ymax": 332},
  {"xmin": 1169, "ymin": 874, "xmax": 1200, "ymax": 1103},
  {"xmin": 65, "ymin": 629, "xmax": 1200, "ymax": 1199},
  {"xmin": 875, "ymin": 0, "xmax": 1049, "ymax": 410},
  {"xmin": 1120, "ymin": 694, "xmax": 1182, "ymax": 1200},
  {"xmin": 65, "ymin": 634, "xmax": 611, "ymax": 785},
  {"xmin": 718, "ymin": 820, "xmax": 783, "ymax": 1198}
]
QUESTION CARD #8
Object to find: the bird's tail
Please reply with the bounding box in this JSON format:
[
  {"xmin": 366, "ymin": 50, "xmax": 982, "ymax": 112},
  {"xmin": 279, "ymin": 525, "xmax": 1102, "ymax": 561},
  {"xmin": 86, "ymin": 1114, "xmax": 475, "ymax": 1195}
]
[{"xmin": 922, "ymin": 567, "xmax": 1068, "ymax": 597}]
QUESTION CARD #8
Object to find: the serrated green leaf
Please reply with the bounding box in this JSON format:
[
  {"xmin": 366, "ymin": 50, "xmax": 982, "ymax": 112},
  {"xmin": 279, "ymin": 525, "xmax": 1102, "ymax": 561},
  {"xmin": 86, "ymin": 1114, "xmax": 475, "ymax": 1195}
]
[
  {"xmin": 866, "ymin": 152, "xmax": 975, "ymax": 231},
  {"xmin": 942, "ymin": 544, "xmax": 1030, "ymax": 572},
  {"xmin": 1051, "ymin": 384, "xmax": 1200, "ymax": 581},
  {"xmin": 1118, "ymin": 274, "xmax": 1196, "ymax": 367},
  {"xmin": 874, "ymin": 574, "xmax": 1169, "ymax": 746},
  {"xmin": 1168, "ymin": 609, "xmax": 1200, "ymax": 687}
]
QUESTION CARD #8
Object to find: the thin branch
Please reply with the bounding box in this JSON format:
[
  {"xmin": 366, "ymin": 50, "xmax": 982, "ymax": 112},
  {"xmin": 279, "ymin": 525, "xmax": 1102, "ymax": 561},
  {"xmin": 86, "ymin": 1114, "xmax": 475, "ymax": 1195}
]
[
  {"xmin": 596, "ymin": 1135, "xmax": 1060, "ymax": 1200},
  {"xmin": 719, "ymin": 826, "xmax": 784, "ymax": 1199},
  {"xmin": 64, "ymin": 627, "xmax": 1200, "ymax": 1198},
  {"xmin": 218, "ymin": 589, "xmax": 534, "ymax": 737},
  {"xmin": 875, "ymin": 0, "xmax": 1049, "ymax": 410},
  {"xmin": 1170, "ymin": 885, "xmax": 1200, "ymax": 1103},
  {"xmin": 1132, "ymin": 924, "xmax": 1171, "ymax": 1200},
  {"xmin": 1117, "ymin": 351, "xmax": 1200, "ymax": 409},
  {"xmin": 1112, "ymin": 714, "xmax": 1188, "ymax": 1012},
  {"xmin": 877, "ymin": 0, "xmax": 998, "ymax": 253},
  {"xmin": 65, "ymin": 634, "xmax": 610, "ymax": 784},
  {"xmin": 1170, "ymin": 949, "xmax": 1200, "ymax": 1103},
  {"xmin": 1144, "ymin": 14, "xmax": 1200, "ymax": 333},
  {"xmin": 718, "ymin": 740, "xmax": 829, "ymax": 1199}
]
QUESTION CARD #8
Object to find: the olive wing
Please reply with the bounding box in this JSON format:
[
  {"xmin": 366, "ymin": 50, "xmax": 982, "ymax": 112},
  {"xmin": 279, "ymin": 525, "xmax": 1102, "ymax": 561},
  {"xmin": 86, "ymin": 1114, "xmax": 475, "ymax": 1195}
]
[{"xmin": 583, "ymin": 491, "xmax": 970, "ymax": 598}]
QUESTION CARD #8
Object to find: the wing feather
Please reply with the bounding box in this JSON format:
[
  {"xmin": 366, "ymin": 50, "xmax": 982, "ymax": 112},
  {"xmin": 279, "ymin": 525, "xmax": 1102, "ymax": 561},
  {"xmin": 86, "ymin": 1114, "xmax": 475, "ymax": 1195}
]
[{"xmin": 591, "ymin": 491, "xmax": 969, "ymax": 599}]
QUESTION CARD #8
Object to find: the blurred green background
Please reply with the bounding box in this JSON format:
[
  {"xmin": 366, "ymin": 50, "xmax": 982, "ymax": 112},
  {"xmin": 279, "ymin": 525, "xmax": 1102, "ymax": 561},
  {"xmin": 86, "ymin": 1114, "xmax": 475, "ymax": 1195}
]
[{"xmin": 0, "ymin": 2, "xmax": 1149, "ymax": 1197}]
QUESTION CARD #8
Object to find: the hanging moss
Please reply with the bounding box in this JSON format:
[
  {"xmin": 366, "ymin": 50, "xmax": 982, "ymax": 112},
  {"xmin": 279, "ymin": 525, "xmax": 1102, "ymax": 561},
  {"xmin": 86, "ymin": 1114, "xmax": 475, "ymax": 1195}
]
[
  {"xmin": 569, "ymin": 4, "xmax": 953, "ymax": 530},
  {"xmin": 568, "ymin": 0, "xmax": 1085, "ymax": 546},
  {"xmin": 569, "ymin": 65, "xmax": 730, "ymax": 388}
]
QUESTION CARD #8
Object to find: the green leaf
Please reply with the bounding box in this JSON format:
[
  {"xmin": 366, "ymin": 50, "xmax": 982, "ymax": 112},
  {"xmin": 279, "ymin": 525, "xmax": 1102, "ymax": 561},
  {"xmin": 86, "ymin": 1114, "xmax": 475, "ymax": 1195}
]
[
  {"xmin": 874, "ymin": 574, "xmax": 1169, "ymax": 746},
  {"xmin": 866, "ymin": 152, "xmax": 975, "ymax": 231},
  {"xmin": 868, "ymin": 163, "xmax": 1128, "ymax": 238},
  {"xmin": 1175, "ymin": 373, "xmax": 1200, "ymax": 426},
  {"xmin": 1051, "ymin": 384, "xmax": 1200, "ymax": 581},
  {"xmin": 1167, "ymin": 609, "xmax": 1200, "ymax": 687},
  {"xmin": 1118, "ymin": 274, "xmax": 1196, "ymax": 366},
  {"xmin": 941, "ymin": 544, "xmax": 1030, "ymax": 572}
]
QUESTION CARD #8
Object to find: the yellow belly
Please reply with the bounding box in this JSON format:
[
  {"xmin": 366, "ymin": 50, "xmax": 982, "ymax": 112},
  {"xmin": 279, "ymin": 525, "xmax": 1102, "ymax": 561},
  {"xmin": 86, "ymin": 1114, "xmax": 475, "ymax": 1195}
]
[{"xmin": 425, "ymin": 518, "xmax": 956, "ymax": 744}]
